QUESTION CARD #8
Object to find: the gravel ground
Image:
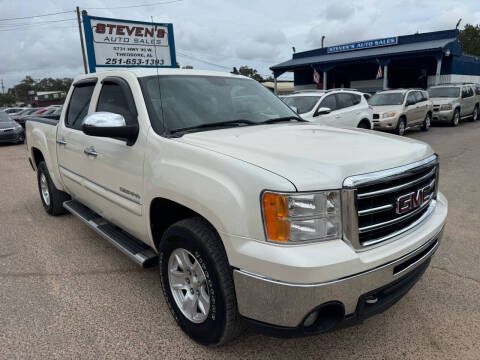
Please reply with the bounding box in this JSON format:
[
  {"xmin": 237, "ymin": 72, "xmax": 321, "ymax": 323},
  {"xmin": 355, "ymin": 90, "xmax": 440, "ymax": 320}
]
[{"xmin": 0, "ymin": 121, "xmax": 479, "ymax": 359}]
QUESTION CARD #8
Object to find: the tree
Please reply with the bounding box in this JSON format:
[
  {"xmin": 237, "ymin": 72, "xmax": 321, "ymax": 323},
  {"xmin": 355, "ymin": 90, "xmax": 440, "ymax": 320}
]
[
  {"xmin": 12, "ymin": 76, "xmax": 73, "ymax": 103},
  {"xmin": 0, "ymin": 93, "xmax": 16, "ymax": 107},
  {"xmin": 232, "ymin": 66, "xmax": 265, "ymax": 82},
  {"xmin": 459, "ymin": 24, "xmax": 480, "ymax": 56}
]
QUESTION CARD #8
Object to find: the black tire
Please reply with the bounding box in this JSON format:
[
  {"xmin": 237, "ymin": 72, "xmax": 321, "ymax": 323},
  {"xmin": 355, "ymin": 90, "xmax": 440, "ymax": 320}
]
[
  {"xmin": 451, "ymin": 108, "xmax": 460, "ymax": 127},
  {"xmin": 357, "ymin": 120, "xmax": 371, "ymax": 129},
  {"xmin": 37, "ymin": 161, "xmax": 70, "ymax": 216},
  {"xmin": 158, "ymin": 217, "xmax": 242, "ymax": 346},
  {"xmin": 471, "ymin": 105, "xmax": 479, "ymax": 122},
  {"xmin": 421, "ymin": 113, "xmax": 431, "ymax": 131},
  {"xmin": 395, "ymin": 117, "xmax": 406, "ymax": 136}
]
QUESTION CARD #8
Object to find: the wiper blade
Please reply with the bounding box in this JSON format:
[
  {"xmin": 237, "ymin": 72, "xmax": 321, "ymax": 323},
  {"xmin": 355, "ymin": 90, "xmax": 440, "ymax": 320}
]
[
  {"xmin": 169, "ymin": 119, "xmax": 258, "ymax": 134},
  {"xmin": 261, "ymin": 116, "xmax": 307, "ymax": 124}
]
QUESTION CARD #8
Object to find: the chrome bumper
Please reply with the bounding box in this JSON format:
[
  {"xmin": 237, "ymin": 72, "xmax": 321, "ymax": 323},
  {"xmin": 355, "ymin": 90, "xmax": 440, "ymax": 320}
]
[
  {"xmin": 432, "ymin": 109, "xmax": 453, "ymax": 121},
  {"xmin": 233, "ymin": 228, "xmax": 443, "ymax": 328}
]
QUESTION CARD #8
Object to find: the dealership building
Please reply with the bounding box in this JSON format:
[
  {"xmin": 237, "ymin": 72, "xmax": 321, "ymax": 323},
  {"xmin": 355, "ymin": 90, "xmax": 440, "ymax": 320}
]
[{"xmin": 271, "ymin": 29, "xmax": 480, "ymax": 93}]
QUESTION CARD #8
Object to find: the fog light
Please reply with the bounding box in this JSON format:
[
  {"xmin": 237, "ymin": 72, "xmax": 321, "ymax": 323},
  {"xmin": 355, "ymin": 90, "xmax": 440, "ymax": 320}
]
[{"xmin": 303, "ymin": 310, "xmax": 319, "ymax": 327}]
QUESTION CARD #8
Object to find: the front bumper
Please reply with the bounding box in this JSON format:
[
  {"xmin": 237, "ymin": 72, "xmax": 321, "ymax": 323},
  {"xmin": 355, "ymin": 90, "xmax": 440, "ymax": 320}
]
[
  {"xmin": 432, "ymin": 109, "xmax": 454, "ymax": 122},
  {"xmin": 0, "ymin": 129, "xmax": 24, "ymax": 143},
  {"xmin": 234, "ymin": 227, "xmax": 442, "ymax": 330},
  {"xmin": 373, "ymin": 117, "xmax": 398, "ymax": 130}
]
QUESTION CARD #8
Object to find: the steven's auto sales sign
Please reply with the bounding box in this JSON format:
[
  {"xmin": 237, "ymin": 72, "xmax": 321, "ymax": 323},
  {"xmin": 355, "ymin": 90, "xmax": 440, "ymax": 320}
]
[{"xmin": 82, "ymin": 14, "xmax": 177, "ymax": 72}]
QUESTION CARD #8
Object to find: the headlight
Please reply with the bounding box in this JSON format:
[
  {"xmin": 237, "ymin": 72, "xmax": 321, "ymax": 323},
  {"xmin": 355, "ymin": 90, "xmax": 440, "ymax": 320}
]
[
  {"xmin": 440, "ymin": 104, "xmax": 452, "ymax": 111},
  {"xmin": 14, "ymin": 124, "xmax": 22, "ymax": 130},
  {"xmin": 382, "ymin": 111, "xmax": 396, "ymax": 118},
  {"xmin": 262, "ymin": 191, "xmax": 341, "ymax": 243}
]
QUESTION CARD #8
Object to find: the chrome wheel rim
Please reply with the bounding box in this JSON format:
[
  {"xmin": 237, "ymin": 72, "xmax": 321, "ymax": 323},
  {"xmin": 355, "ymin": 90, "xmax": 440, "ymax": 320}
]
[
  {"xmin": 40, "ymin": 173, "xmax": 50, "ymax": 206},
  {"xmin": 425, "ymin": 115, "xmax": 431, "ymax": 128},
  {"xmin": 168, "ymin": 248, "xmax": 210, "ymax": 323},
  {"xmin": 398, "ymin": 121, "xmax": 405, "ymax": 135},
  {"xmin": 474, "ymin": 107, "xmax": 478, "ymax": 121},
  {"xmin": 454, "ymin": 112, "xmax": 459, "ymax": 125}
]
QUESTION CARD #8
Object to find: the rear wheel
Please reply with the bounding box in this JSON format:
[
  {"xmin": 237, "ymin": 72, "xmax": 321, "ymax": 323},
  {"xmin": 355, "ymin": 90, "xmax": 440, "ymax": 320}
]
[
  {"xmin": 158, "ymin": 217, "xmax": 242, "ymax": 346},
  {"xmin": 451, "ymin": 109, "xmax": 460, "ymax": 126},
  {"xmin": 395, "ymin": 118, "xmax": 406, "ymax": 136},
  {"xmin": 421, "ymin": 113, "xmax": 431, "ymax": 131},
  {"xmin": 37, "ymin": 161, "xmax": 70, "ymax": 215},
  {"xmin": 472, "ymin": 105, "xmax": 478, "ymax": 122}
]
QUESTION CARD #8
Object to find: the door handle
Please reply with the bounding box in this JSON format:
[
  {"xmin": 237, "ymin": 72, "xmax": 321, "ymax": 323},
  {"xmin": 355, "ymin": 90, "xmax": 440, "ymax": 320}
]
[
  {"xmin": 56, "ymin": 138, "xmax": 67, "ymax": 146},
  {"xmin": 335, "ymin": 115, "xmax": 341, "ymax": 119},
  {"xmin": 83, "ymin": 146, "xmax": 98, "ymax": 157}
]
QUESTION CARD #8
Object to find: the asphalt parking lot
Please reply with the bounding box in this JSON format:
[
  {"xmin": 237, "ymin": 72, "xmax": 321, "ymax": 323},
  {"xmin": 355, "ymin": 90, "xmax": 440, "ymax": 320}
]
[{"xmin": 1, "ymin": 122, "xmax": 479, "ymax": 360}]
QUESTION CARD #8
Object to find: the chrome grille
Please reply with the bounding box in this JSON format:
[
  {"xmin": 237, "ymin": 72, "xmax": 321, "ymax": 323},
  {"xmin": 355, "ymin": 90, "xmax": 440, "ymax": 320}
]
[{"xmin": 342, "ymin": 155, "xmax": 438, "ymax": 249}]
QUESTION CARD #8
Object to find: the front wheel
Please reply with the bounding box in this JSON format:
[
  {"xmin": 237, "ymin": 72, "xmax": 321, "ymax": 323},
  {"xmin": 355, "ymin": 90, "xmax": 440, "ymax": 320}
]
[
  {"xmin": 395, "ymin": 118, "xmax": 406, "ymax": 136},
  {"xmin": 357, "ymin": 120, "xmax": 371, "ymax": 129},
  {"xmin": 421, "ymin": 113, "xmax": 431, "ymax": 131},
  {"xmin": 451, "ymin": 109, "xmax": 460, "ymax": 126},
  {"xmin": 158, "ymin": 217, "xmax": 242, "ymax": 346}
]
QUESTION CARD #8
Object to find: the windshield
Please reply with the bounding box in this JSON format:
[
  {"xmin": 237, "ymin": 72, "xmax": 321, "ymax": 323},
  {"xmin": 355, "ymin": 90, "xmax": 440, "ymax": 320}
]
[
  {"xmin": 0, "ymin": 111, "xmax": 13, "ymax": 122},
  {"xmin": 281, "ymin": 96, "xmax": 321, "ymax": 114},
  {"xmin": 428, "ymin": 87, "xmax": 460, "ymax": 98},
  {"xmin": 368, "ymin": 93, "xmax": 405, "ymax": 106},
  {"xmin": 140, "ymin": 75, "xmax": 297, "ymax": 133}
]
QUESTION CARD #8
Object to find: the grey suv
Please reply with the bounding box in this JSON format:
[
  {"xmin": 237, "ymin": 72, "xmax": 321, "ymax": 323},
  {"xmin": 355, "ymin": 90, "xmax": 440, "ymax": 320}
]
[{"xmin": 428, "ymin": 83, "xmax": 479, "ymax": 126}]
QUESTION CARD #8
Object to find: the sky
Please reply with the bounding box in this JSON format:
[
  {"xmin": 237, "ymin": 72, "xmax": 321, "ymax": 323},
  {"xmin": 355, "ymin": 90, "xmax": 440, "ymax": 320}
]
[{"xmin": 1, "ymin": 0, "xmax": 480, "ymax": 90}]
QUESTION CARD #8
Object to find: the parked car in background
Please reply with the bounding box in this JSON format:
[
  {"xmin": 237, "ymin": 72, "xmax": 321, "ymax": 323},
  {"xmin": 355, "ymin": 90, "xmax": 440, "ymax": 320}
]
[
  {"xmin": 4, "ymin": 107, "xmax": 25, "ymax": 115},
  {"xmin": 0, "ymin": 111, "xmax": 25, "ymax": 144},
  {"xmin": 12, "ymin": 108, "xmax": 41, "ymax": 128},
  {"xmin": 280, "ymin": 89, "xmax": 373, "ymax": 129},
  {"xmin": 428, "ymin": 83, "xmax": 479, "ymax": 126},
  {"xmin": 369, "ymin": 89, "xmax": 433, "ymax": 135}
]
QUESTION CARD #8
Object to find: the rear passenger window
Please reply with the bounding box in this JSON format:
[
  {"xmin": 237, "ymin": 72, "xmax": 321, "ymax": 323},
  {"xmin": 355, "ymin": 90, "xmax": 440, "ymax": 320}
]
[
  {"xmin": 96, "ymin": 82, "xmax": 135, "ymax": 124},
  {"xmin": 475, "ymin": 86, "xmax": 480, "ymax": 95},
  {"xmin": 351, "ymin": 93, "xmax": 361, "ymax": 105},
  {"xmin": 65, "ymin": 84, "xmax": 95, "ymax": 130},
  {"xmin": 335, "ymin": 93, "xmax": 354, "ymax": 109}
]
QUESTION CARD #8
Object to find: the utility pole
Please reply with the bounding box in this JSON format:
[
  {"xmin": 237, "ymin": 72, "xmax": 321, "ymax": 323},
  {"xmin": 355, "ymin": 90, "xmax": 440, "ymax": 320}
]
[
  {"xmin": 76, "ymin": 6, "xmax": 88, "ymax": 74},
  {"xmin": 0, "ymin": 80, "xmax": 5, "ymax": 94}
]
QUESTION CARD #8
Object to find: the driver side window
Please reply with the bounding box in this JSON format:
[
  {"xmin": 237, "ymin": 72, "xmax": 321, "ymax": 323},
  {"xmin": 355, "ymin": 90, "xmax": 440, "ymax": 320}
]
[
  {"xmin": 318, "ymin": 94, "xmax": 337, "ymax": 111},
  {"xmin": 406, "ymin": 92, "xmax": 416, "ymax": 105}
]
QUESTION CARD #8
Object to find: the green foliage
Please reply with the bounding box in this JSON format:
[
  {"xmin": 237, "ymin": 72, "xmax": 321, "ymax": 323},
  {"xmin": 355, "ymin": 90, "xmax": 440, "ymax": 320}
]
[
  {"xmin": 12, "ymin": 76, "xmax": 73, "ymax": 102},
  {"xmin": 459, "ymin": 24, "xmax": 480, "ymax": 56},
  {"xmin": 232, "ymin": 66, "xmax": 265, "ymax": 82},
  {"xmin": 0, "ymin": 93, "xmax": 16, "ymax": 107}
]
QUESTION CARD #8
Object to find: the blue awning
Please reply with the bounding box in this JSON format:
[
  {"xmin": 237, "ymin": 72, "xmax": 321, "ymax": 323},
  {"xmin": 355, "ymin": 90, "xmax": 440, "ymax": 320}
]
[{"xmin": 271, "ymin": 37, "xmax": 459, "ymax": 76}]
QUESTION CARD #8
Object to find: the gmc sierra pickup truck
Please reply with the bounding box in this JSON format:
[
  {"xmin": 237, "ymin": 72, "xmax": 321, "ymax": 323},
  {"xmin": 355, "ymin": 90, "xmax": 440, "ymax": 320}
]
[{"xmin": 26, "ymin": 69, "xmax": 448, "ymax": 346}]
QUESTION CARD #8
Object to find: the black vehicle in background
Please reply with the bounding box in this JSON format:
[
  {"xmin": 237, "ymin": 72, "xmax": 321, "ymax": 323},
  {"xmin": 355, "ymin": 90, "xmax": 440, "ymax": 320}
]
[
  {"xmin": 12, "ymin": 108, "xmax": 41, "ymax": 128},
  {"xmin": 0, "ymin": 111, "xmax": 25, "ymax": 144}
]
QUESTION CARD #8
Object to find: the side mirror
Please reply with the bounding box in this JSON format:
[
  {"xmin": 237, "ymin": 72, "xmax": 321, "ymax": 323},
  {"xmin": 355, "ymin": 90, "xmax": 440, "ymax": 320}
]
[
  {"xmin": 315, "ymin": 107, "xmax": 331, "ymax": 116},
  {"xmin": 82, "ymin": 112, "xmax": 139, "ymax": 146}
]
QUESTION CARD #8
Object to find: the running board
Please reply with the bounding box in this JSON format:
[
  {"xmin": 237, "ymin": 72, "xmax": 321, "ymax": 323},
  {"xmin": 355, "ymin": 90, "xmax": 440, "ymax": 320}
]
[{"xmin": 63, "ymin": 200, "xmax": 158, "ymax": 268}]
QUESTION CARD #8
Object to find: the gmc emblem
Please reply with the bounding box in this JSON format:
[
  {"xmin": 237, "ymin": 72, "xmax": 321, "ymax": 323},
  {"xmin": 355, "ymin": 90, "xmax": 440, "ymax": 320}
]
[{"xmin": 396, "ymin": 185, "xmax": 431, "ymax": 214}]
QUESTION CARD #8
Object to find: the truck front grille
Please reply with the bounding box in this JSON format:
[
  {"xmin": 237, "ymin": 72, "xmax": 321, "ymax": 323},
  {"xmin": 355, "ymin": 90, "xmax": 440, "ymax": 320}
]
[{"xmin": 342, "ymin": 155, "xmax": 438, "ymax": 249}]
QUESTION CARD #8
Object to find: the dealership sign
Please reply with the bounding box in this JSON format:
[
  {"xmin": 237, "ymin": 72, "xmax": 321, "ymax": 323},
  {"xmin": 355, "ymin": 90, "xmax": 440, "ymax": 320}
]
[
  {"xmin": 82, "ymin": 14, "xmax": 176, "ymax": 72},
  {"xmin": 327, "ymin": 37, "xmax": 398, "ymax": 54}
]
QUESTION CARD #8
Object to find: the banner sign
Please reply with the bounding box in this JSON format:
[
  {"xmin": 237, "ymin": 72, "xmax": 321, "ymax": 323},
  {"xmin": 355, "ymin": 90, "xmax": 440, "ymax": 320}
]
[
  {"xmin": 82, "ymin": 14, "xmax": 176, "ymax": 73},
  {"xmin": 327, "ymin": 37, "xmax": 397, "ymax": 54}
]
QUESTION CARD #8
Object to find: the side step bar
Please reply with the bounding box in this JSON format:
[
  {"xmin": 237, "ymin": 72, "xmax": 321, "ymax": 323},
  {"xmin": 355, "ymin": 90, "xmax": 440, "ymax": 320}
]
[{"xmin": 63, "ymin": 200, "xmax": 158, "ymax": 268}]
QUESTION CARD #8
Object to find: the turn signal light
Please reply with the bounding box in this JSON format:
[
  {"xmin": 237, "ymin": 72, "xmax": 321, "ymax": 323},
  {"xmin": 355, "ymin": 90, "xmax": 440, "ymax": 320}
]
[{"xmin": 262, "ymin": 192, "xmax": 290, "ymax": 242}]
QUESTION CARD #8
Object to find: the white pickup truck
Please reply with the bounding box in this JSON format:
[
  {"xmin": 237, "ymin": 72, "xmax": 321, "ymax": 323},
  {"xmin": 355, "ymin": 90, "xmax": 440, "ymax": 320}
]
[{"xmin": 26, "ymin": 69, "xmax": 447, "ymax": 345}]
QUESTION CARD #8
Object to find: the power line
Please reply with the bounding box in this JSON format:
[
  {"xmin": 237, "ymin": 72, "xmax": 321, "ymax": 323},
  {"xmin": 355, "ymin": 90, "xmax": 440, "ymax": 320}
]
[
  {"xmin": 86, "ymin": 0, "xmax": 183, "ymax": 10},
  {"xmin": 0, "ymin": 17, "xmax": 77, "ymax": 28},
  {"xmin": 0, "ymin": 18, "xmax": 77, "ymax": 32},
  {"xmin": 0, "ymin": 10, "xmax": 74, "ymax": 22},
  {"xmin": 177, "ymin": 50, "xmax": 231, "ymax": 70}
]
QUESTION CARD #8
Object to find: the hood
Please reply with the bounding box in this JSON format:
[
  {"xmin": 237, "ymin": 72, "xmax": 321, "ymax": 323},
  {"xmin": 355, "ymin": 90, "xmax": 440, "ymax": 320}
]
[
  {"xmin": 370, "ymin": 105, "xmax": 403, "ymax": 113},
  {"xmin": 430, "ymin": 97, "xmax": 457, "ymax": 105},
  {"xmin": 175, "ymin": 124, "xmax": 434, "ymax": 191},
  {"xmin": 0, "ymin": 121, "xmax": 18, "ymax": 129}
]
